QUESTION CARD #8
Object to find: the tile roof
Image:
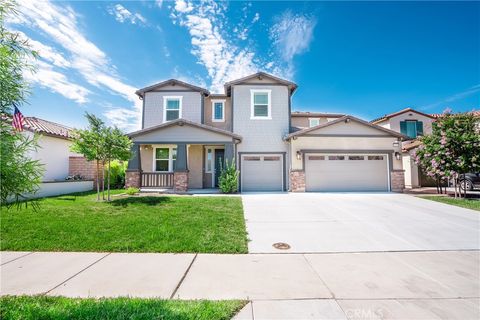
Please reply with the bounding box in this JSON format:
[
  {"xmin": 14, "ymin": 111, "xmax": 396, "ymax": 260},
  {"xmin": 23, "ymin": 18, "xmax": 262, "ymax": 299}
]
[{"xmin": 2, "ymin": 114, "xmax": 73, "ymax": 139}]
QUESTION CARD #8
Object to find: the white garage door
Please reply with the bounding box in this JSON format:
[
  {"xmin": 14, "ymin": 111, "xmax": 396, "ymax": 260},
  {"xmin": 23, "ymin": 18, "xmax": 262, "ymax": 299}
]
[
  {"xmin": 241, "ymin": 154, "xmax": 283, "ymax": 192},
  {"xmin": 305, "ymin": 154, "xmax": 389, "ymax": 192}
]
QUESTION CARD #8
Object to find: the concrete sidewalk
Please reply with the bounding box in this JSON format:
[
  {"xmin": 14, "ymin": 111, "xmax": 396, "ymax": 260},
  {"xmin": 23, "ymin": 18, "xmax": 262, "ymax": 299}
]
[{"xmin": 1, "ymin": 250, "xmax": 479, "ymax": 319}]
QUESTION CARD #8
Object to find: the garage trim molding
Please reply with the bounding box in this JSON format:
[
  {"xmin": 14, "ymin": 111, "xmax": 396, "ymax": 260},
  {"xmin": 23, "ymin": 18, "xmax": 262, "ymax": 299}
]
[{"xmin": 238, "ymin": 151, "xmax": 287, "ymax": 192}]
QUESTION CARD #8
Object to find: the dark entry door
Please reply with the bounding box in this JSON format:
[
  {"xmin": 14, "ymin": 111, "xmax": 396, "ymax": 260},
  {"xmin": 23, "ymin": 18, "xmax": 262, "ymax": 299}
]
[{"xmin": 214, "ymin": 149, "xmax": 225, "ymax": 187}]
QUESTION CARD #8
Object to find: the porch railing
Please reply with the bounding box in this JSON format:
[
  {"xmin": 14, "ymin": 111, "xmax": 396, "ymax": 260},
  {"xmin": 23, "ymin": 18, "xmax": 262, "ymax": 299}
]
[{"xmin": 141, "ymin": 172, "xmax": 174, "ymax": 188}]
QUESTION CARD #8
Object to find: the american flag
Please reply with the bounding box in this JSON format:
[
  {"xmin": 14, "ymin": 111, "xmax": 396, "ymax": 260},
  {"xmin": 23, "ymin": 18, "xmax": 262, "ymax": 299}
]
[{"xmin": 12, "ymin": 105, "xmax": 25, "ymax": 131}]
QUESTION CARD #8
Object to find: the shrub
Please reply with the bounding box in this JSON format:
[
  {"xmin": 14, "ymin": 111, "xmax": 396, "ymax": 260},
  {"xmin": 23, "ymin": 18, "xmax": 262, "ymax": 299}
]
[
  {"xmin": 105, "ymin": 160, "xmax": 127, "ymax": 189},
  {"xmin": 218, "ymin": 159, "xmax": 239, "ymax": 193},
  {"xmin": 125, "ymin": 187, "xmax": 139, "ymax": 195}
]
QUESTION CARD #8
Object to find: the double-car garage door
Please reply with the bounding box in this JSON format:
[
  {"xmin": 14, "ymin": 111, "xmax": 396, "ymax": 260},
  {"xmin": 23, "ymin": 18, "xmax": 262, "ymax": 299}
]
[
  {"xmin": 241, "ymin": 154, "xmax": 284, "ymax": 192},
  {"xmin": 305, "ymin": 153, "xmax": 390, "ymax": 192}
]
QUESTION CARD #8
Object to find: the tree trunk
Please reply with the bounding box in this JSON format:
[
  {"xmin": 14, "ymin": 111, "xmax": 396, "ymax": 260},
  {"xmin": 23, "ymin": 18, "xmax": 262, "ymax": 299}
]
[
  {"xmin": 107, "ymin": 159, "xmax": 111, "ymax": 201},
  {"xmin": 102, "ymin": 161, "xmax": 105, "ymax": 200},
  {"xmin": 96, "ymin": 160, "xmax": 100, "ymax": 201}
]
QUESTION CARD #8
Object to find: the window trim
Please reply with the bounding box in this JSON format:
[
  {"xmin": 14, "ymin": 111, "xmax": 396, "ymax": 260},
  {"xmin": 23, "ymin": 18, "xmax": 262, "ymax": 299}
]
[
  {"xmin": 152, "ymin": 145, "xmax": 177, "ymax": 172},
  {"xmin": 211, "ymin": 99, "xmax": 225, "ymax": 122},
  {"xmin": 163, "ymin": 96, "xmax": 182, "ymax": 122},
  {"xmin": 250, "ymin": 89, "xmax": 272, "ymax": 120},
  {"xmin": 309, "ymin": 118, "xmax": 320, "ymax": 127}
]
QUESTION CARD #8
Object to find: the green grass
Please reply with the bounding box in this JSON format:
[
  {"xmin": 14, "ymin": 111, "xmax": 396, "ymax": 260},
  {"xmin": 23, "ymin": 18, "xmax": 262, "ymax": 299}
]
[
  {"xmin": 0, "ymin": 191, "xmax": 248, "ymax": 253},
  {"xmin": 420, "ymin": 196, "xmax": 480, "ymax": 211},
  {"xmin": 0, "ymin": 296, "xmax": 246, "ymax": 320}
]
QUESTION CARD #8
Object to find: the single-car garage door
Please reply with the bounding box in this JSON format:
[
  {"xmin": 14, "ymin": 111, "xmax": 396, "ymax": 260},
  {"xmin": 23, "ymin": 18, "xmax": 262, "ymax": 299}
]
[
  {"xmin": 241, "ymin": 154, "xmax": 283, "ymax": 191},
  {"xmin": 305, "ymin": 153, "xmax": 389, "ymax": 192}
]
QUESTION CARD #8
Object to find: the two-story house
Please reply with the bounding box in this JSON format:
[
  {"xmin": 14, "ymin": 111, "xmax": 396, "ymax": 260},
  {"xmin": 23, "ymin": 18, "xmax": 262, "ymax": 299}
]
[
  {"xmin": 371, "ymin": 108, "xmax": 436, "ymax": 188},
  {"xmin": 126, "ymin": 72, "xmax": 407, "ymax": 193}
]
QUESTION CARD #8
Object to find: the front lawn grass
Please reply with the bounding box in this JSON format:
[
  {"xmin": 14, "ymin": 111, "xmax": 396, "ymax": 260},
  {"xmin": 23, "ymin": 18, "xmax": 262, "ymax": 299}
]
[
  {"xmin": 1, "ymin": 191, "xmax": 248, "ymax": 253},
  {"xmin": 419, "ymin": 196, "xmax": 480, "ymax": 212},
  {"xmin": 0, "ymin": 296, "xmax": 246, "ymax": 320}
]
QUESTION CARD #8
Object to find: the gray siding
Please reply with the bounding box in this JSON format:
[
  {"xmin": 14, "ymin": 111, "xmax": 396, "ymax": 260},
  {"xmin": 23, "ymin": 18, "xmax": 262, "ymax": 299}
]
[
  {"xmin": 233, "ymin": 85, "xmax": 290, "ymax": 153},
  {"xmin": 143, "ymin": 91, "xmax": 202, "ymax": 128}
]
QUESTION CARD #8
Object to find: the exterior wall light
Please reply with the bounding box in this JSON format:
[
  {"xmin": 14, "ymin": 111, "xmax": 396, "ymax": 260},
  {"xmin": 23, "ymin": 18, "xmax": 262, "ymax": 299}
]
[
  {"xmin": 393, "ymin": 141, "xmax": 400, "ymax": 147},
  {"xmin": 395, "ymin": 152, "xmax": 401, "ymax": 160},
  {"xmin": 296, "ymin": 151, "xmax": 302, "ymax": 160}
]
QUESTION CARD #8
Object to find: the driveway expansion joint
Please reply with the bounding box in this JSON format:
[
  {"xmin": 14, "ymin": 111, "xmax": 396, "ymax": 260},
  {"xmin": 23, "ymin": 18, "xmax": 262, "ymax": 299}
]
[
  {"xmin": 170, "ymin": 253, "xmax": 197, "ymax": 299},
  {"xmin": 43, "ymin": 252, "xmax": 111, "ymax": 296},
  {"xmin": 0, "ymin": 252, "xmax": 33, "ymax": 266}
]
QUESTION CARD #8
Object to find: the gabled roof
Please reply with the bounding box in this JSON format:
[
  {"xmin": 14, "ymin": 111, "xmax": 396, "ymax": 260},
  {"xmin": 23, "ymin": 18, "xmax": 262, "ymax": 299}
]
[
  {"xmin": 291, "ymin": 111, "xmax": 344, "ymax": 118},
  {"xmin": 2, "ymin": 114, "xmax": 73, "ymax": 139},
  {"xmin": 285, "ymin": 115, "xmax": 409, "ymax": 140},
  {"xmin": 136, "ymin": 79, "xmax": 210, "ymax": 98},
  {"xmin": 371, "ymin": 108, "xmax": 435, "ymax": 124},
  {"xmin": 128, "ymin": 119, "xmax": 242, "ymax": 140},
  {"xmin": 224, "ymin": 72, "xmax": 297, "ymax": 95}
]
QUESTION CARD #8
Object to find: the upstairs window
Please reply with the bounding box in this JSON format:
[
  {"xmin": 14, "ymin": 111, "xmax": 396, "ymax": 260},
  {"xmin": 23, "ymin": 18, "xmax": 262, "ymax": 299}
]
[
  {"xmin": 251, "ymin": 90, "xmax": 271, "ymax": 119},
  {"xmin": 154, "ymin": 147, "xmax": 177, "ymax": 172},
  {"xmin": 400, "ymin": 120, "xmax": 423, "ymax": 138},
  {"xmin": 212, "ymin": 100, "xmax": 225, "ymax": 122},
  {"xmin": 163, "ymin": 96, "xmax": 182, "ymax": 122},
  {"xmin": 309, "ymin": 118, "xmax": 320, "ymax": 127}
]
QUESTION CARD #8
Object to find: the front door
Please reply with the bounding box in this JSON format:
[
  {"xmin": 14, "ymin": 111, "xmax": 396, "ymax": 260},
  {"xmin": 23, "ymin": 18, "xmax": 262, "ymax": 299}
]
[{"xmin": 214, "ymin": 149, "xmax": 225, "ymax": 187}]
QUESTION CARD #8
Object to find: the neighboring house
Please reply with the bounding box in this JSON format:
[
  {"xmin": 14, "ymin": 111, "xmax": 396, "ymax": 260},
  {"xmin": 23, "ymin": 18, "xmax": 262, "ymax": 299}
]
[
  {"xmin": 371, "ymin": 108, "xmax": 436, "ymax": 188},
  {"xmin": 5, "ymin": 116, "xmax": 95, "ymax": 198},
  {"xmin": 372, "ymin": 108, "xmax": 479, "ymax": 188},
  {"xmin": 126, "ymin": 72, "xmax": 407, "ymax": 193}
]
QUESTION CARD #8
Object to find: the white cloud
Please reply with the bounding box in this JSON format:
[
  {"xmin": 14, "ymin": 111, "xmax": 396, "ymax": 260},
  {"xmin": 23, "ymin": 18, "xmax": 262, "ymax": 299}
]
[
  {"xmin": 252, "ymin": 12, "xmax": 260, "ymax": 23},
  {"xmin": 270, "ymin": 10, "xmax": 316, "ymax": 75},
  {"xmin": 175, "ymin": 0, "xmax": 194, "ymax": 13},
  {"xmin": 14, "ymin": 0, "xmax": 142, "ymax": 131},
  {"xmin": 108, "ymin": 4, "xmax": 147, "ymax": 25},
  {"xmin": 16, "ymin": 30, "xmax": 71, "ymax": 68},
  {"xmin": 24, "ymin": 61, "xmax": 90, "ymax": 104},
  {"xmin": 155, "ymin": 0, "xmax": 163, "ymax": 9},
  {"xmin": 421, "ymin": 84, "xmax": 480, "ymax": 110},
  {"xmin": 171, "ymin": 0, "xmax": 270, "ymax": 92}
]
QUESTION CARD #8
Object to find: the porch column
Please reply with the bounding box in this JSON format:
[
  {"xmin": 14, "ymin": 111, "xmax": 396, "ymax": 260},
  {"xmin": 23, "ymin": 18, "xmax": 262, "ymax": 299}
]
[
  {"xmin": 224, "ymin": 143, "xmax": 234, "ymax": 164},
  {"xmin": 125, "ymin": 144, "xmax": 141, "ymax": 188},
  {"xmin": 174, "ymin": 143, "xmax": 188, "ymax": 192}
]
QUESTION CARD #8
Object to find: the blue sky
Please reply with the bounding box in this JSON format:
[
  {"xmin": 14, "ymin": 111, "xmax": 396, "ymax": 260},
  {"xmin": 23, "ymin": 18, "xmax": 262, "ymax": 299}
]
[{"xmin": 9, "ymin": 0, "xmax": 479, "ymax": 131}]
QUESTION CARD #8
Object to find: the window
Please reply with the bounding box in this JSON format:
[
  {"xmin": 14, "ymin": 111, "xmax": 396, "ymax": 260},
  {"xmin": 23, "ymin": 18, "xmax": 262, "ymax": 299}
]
[
  {"xmin": 309, "ymin": 118, "xmax": 320, "ymax": 127},
  {"xmin": 250, "ymin": 90, "xmax": 271, "ymax": 119},
  {"xmin": 368, "ymin": 155, "xmax": 384, "ymax": 161},
  {"xmin": 154, "ymin": 147, "xmax": 177, "ymax": 171},
  {"xmin": 163, "ymin": 96, "xmax": 182, "ymax": 122},
  {"xmin": 308, "ymin": 155, "xmax": 325, "ymax": 160},
  {"xmin": 205, "ymin": 148, "xmax": 213, "ymax": 172},
  {"xmin": 348, "ymin": 156, "xmax": 365, "ymax": 160},
  {"xmin": 244, "ymin": 156, "xmax": 261, "ymax": 161},
  {"xmin": 264, "ymin": 156, "xmax": 280, "ymax": 161},
  {"xmin": 212, "ymin": 100, "xmax": 225, "ymax": 122},
  {"xmin": 400, "ymin": 120, "xmax": 423, "ymax": 138},
  {"xmin": 328, "ymin": 155, "xmax": 345, "ymax": 160}
]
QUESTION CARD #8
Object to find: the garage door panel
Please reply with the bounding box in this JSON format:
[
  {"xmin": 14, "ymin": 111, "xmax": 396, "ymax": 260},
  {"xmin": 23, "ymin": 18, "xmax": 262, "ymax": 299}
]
[
  {"xmin": 306, "ymin": 154, "xmax": 389, "ymax": 192},
  {"xmin": 242, "ymin": 155, "xmax": 283, "ymax": 192}
]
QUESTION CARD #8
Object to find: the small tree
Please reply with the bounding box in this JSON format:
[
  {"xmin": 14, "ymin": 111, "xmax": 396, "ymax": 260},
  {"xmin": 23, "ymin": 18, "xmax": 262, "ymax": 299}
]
[
  {"xmin": 103, "ymin": 126, "xmax": 131, "ymax": 201},
  {"xmin": 414, "ymin": 111, "xmax": 480, "ymax": 197},
  {"xmin": 218, "ymin": 159, "xmax": 239, "ymax": 193},
  {"xmin": 70, "ymin": 113, "xmax": 106, "ymax": 201},
  {"xmin": 0, "ymin": 1, "xmax": 44, "ymax": 207}
]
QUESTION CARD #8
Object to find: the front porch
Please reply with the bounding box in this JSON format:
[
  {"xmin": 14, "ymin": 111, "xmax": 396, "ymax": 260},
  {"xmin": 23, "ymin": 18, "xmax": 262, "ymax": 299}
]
[{"xmin": 126, "ymin": 119, "xmax": 241, "ymax": 192}]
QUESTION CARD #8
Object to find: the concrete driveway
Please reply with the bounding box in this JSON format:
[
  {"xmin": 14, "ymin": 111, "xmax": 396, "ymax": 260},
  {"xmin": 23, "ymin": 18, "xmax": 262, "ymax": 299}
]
[{"xmin": 242, "ymin": 193, "xmax": 480, "ymax": 253}]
